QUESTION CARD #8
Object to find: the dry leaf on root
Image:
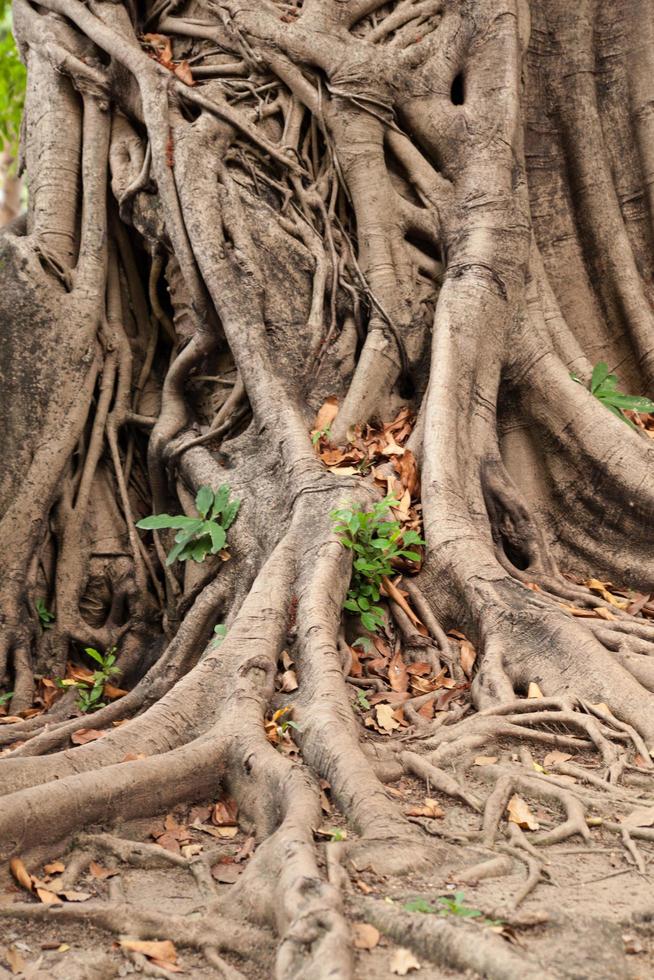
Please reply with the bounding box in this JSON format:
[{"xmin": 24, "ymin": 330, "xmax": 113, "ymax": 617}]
[
  {"xmin": 211, "ymin": 863, "xmax": 242, "ymax": 884},
  {"xmin": 313, "ymin": 396, "xmax": 339, "ymax": 433},
  {"xmin": 459, "ymin": 639, "xmax": 476, "ymax": 678},
  {"xmin": 70, "ymin": 728, "xmax": 107, "ymax": 745},
  {"xmin": 621, "ymin": 806, "xmax": 654, "ymax": 830},
  {"xmin": 388, "ymin": 650, "xmax": 409, "ymax": 693},
  {"xmin": 120, "ymin": 939, "xmax": 178, "ymax": 964},
  {"xmin": 212, "ymin": 798, "xmax": 238, "ymax": 826},
  {"xmin": 4, "ymin": 946, "xmax": 25, "ymax": 975},
  {"xmin": 543, "ymin": 751, "xmax": 572, "ymax": 768},
  {"xmin": 405, "ymin": 798, "xmax": 443, "ymax": 819},
  {"xmin": 280, "ymin": 669, "xmax": 298, "ymax": 692},
  {"xmin": 352, "ymin": 922, "xmax": 380, "ymax": 950},
  {"xmin": 585, "ymin": 579, "xmax": 629, "ymax": 609},
  {"xmin": 473, "ymin": 755, "xmax": 498, "ymax": 766},
  {"xmin": 390, "ymin": 947, "xmax": 421, "ymax": 975},
  {"xmin": 527, "ymin": 682, "xmax": 543, "ymax": 698},
  {"xmin": 506, "ymin": 794, "xmax": 539, "ymax": 830},
  {"xmin": 89, "ymin": 861, "xmax": 118, "ymax": 879},
  {"xmin": 43, "ymin": 861, "xmax": 65, "ymax": 875},
  {"xmin": 375, "ymin": 703, "xmax": 401, "ymax": 733}
]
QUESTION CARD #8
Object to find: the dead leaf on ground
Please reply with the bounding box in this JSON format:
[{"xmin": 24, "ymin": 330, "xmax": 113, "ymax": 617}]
[
  {"xmin": 4, "ymin": 946, "xmax": 25, "ymax": 975},
  {"xmin": 390, "ymin": 947, "xmax": 421, "ymax": 975},
  {"xmin": 280, "ymin": 669, "xmax": 298, "ymax": 692},
  {"xmin": 459, "ymin": 639, "xmax": 477, "ymax": 678},
  {"xmin": 89, "ymin": 861, "xmax": 118, "ymax": 879},
  {"xmin": 58, "ymin": 889, "xmax": 92, "ymax": 902},
  {"xmin": 375, "ymin": 703, "xmax": 401, "ymax": 733},
  {"xmin": 352, "ymin": 922, "xmax": 380, "ymax": 950},
  {"xmin": 313, "ymin": 396, "xmax": 339, "ymax": 433},
  {"xmin": 543, "ymin": 751, "xmax": 572, "ymax": 768},
  {"xmin": 506, "ymin": 794, "xmax": 539, "ymax": 831},
  {"xmin": 10, "ymin": 857, "xmax": 34, "ymax": 892},
  {"xmin": 405, "ymin": 798, "xmax": 444, "ymax": 819},
  {"xmin": 388, "ymin": 650, "xmax": 409, "ymax": 693},
  {"xmin": 71, "ymin": 728, "xmax": 107, "ymax": 745},
  {"xmin": 590, "ymin": 702, "xmax": 613, "ymax": 716},
  {"xmin": 473, "ymin": 755, "xmax": 498, "ymax": 766},
  {"xmin": 527, "ymin": 682, "xmax": 543, "ymax": 698},
  {"xmin": 211, "ymin": 863, "xmax": 242, "ymax": 884},
  {"xmin": 43, "ymin": 861, "xmax": 65, "ymax": 875},
  {"xmin": 120, "ymin": 939, "xmax": 178, "ymax": 963},
  {"xmin": 585, "ymin": 579, "xmax": 629, "ymax": 609},
  {"xmin": 621, "ymin": 806, "xmax": 654, "ymax": 830},
  {"xmin": 212, "ymin": 798, "xmax": 238, "ymax": 827}
]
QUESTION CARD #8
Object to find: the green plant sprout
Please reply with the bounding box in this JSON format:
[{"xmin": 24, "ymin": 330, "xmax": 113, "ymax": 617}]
[
  {"xmin": 57, "ymin": 646, "xmax": 120, "ymax": 713},
  {"xmin": 571, "ymin": 362, "xmax": 654, "ymax": 429},
  {"xmin": 35, "ymin": 598, "xmax": 55, "ymax": 630},
  {"xmin": 355, "ymin": 689, "xmax": 371, "ymax": 711},
  {"xmin": 403, "ymin": 892, "xmax": 502, "ymax": 925},
  {"xmin": 136, "ymin": 484, "xmax": 240, "ymax": 565},
  {"xmin": 331, "ymin": 495, "xmax": 425, "ymax": 633},
  {"xmin": 0, "ymin": 691, "xmax": 13, "ymax": 707}
]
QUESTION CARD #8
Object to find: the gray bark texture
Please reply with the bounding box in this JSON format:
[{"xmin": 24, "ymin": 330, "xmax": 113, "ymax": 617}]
[{"xmin": 2, "ymin": 0, "xmax": 654, "ymax": 976}]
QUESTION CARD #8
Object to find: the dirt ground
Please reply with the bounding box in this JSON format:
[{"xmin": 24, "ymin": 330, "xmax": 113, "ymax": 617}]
[{"xmin": 1, "ymin": 712, "xmax": 653, "ymax": 980}]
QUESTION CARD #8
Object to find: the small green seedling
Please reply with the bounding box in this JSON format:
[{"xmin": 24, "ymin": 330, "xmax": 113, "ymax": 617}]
[
  {"xmin": 280, "ymin": 718, "xmax": 299, "ymax": 735},
  {"xmin": 325, "ymin": 828, "xmax": 346, "ymax": 842},
  {"xmin": 352, "ymin": 636, "xmax": 373, "ymax": 653},
  {"xmin": 58, "ymin": 646, "xmax": 120, "ymax": 713},
  {"xmin": 403, "ymin": 892, "xmax": 501, "ymax": 925},
  {"xmin": 571, "ymin": 362, "xmax": 654, "ymax": 429},
  {"xmin": 212, "ymin": 624, "xmax": 228, "ymax": 649},
  {"xmin": 0, "ymin": 691, "xmax": 13, "ymax": 707},
  {"xmin": 136, "ymin": 484, "xmax": 241, "ymax": 565},
  {"xmin": 311, "ymin": 425, "xmax": 332, "ymax": 445},
  {"xmin": 35, "ymin": 598, "xmax": 55, "ymax": 630},
  {"xmin": 331, "ymin": 495, "xmax": 425, "ymax": 633},
  {"xmin": 355, "ymin": 689, "xmax": 371, "ymax": 711}
]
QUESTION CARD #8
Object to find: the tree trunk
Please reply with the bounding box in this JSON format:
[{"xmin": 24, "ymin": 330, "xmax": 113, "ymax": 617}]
[{"xmin": 2, "ymin": 0, "xmax": 654, "ymax": 975}]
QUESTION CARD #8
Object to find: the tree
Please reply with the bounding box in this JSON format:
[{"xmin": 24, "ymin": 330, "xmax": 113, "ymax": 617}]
[{"xmin": 1, "ymin": 0, "xmax": 654, "ymax": 975}]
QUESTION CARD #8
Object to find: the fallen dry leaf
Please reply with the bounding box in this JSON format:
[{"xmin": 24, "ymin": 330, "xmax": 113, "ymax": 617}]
[
  {"xmin": 527, "ymin": 682, "xmax": 543, "ymax": 698},
  {"xmin": 173, "ymin": 60, "xmax": 194, "ymax": 85},
  {"xmin": 621, "ymin": 806, "xmax": 654, "ymax": 830},
  {"xmin": 211, "ymin": 863, "xmax": 242, "ymax": 884},
  {"xmin": 473, "ymin": 755, "xmax": 498, "ymax": 766},
  {"xmin": 70, "ymin": 728, "xmax": 107, "ymax": 745},
  {"xmin": 58, "ymin": 889, "xmax": 92, "ymax": 902},
  {"xmin": 390, "ymin": 947, "xmax": 421, "ymax": 975},
  {"xmin": 375, "ymin": 703, "xmax": 401, "ymax": 733},
  {"xmin": 34, "ymin": 887, "xmax": 61, "ymax": 904},
  {"xmin": 4, "ymin": 946, "xmax": 25, "ymax": 975},
  {"xmin": 43, "ymin": 860, "xmax": 65, "ymax": 875},
  {"xmin": 352, "ymin": 922, "xmax": 380, "ymax": 950},
  {"xmin": 281, "ymin": 669, "xmax": 298, "ymax": 692},
  {"xmin": 313, "ymin": 396, "xmax": 339, "ymax": 433},
  {"xmin": 543, "ymin": 751, "xmax": 572, "ymax": 767},
  {"xmin": 506, "ymin": 794, "xmax": 539, "ymax": 830},
  {"xmin": 459, "ymin": 639, "xmax": 477, "ymax": 678},
  {"xmin": 585, "ymin": 579, "xmax": 629, "ymax": 609},
  {"xmin": 89, "ymin": 861, "xmax": 118, "ymax": 879},
  {"xmin": 590, "ymin": 702, "xmax": 613, "ymax": 716},
  {"xmin": 10, "ymin": 857, "xmax": 33, "ymax": 892},
  {"xmin": 212, "ymin": 798, "xmax": 238, "ymax": 827},
  {"xmin": 120, "ymin": 939, "xmax": 178, "ymax": 964},
  {"xmin": 405, "ymin": 798, "xmax": 444, "ymax": 819},
  {"xmin": 388, "ymin": 650, "xmax": 409, "ymax": 693}
]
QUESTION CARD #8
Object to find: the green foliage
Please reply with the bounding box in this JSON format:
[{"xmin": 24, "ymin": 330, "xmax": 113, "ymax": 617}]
[
  {"xmin": 0, "ymin": 3, "xmax": 26, "ymax": 157},
  {"xmin": 212, "ymin": 624, "xmax": 228, "ymax": 647},
  {"xmin": 324, "ymin": 827, "xmax": 346, "ymax": 842},
  {"xmin": 57, "ymin": 646, "xmax": 120, "ymax": 713},
  {"xmin": 331, "ymin": 496, "xmax": 424, "ymax": 633},
  {"xmin": 571, "ymin": 362, "xmax": 654, "ymax": 429},
  {"xmin": 136, "ymin": 485, "xmax": 241, "ymax": 565},
  {"xmin": 0, "ymin": 691, "xmax": 13, "ymax": 706},
  {"xmin": 35, "ymin": 598, "xmax": 55, "ymax": 630},
  {"xmin": 403, "ymin": 892, "xmax": 502, "ymax": 925},
  {"xmin": 355, "ymin": 689, "xmax": 371, "ymax": 711},
  {"xmin": 311, "ymin": 425, "xmax": 332, "ymax": 445}
]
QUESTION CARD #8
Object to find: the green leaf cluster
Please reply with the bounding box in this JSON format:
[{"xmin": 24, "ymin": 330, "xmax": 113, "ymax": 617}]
[
  {"xmin": 572, "ymin": 362, "xmax": 654, "ymax": 429},
  {"xmin": 0, "ymin": 3, "xmax": 26, "ymax": 158},
  {"xmin": 35, "ymin": 598, "xmax": 55, "ymax": 630},
  {"xmin": 331, "ymin": 496, "xmax": 424, "ymax": 633},
  {"xmin": 0, "ymin": 691, "xmax": 13, "ymax": 706},
  {"xmin": 404, "ymin": 891, "xmax": 500, "ymax": 923},
  {"xmin": 57, "ymin": 646, "xmax": 120, "ymax": 713},
  {"xmin": 136, "ymin": 484, "xmax": 240, "ymax": 565}
]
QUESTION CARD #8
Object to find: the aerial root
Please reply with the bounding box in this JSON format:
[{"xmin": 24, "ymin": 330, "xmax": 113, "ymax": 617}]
[
  {"xmin": 362, "ymin": 898, "xmax": 554, "ymax": 980},
  {"xmin": 401, "ymin": 750, "xmax": 482, "ymax": 811},
  {"xmin": 0, "ymin": 900, "xmax": 263, "ymax": 962}
]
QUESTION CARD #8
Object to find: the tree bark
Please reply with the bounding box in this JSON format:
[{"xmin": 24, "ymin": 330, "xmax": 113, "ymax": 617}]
[{"xmin": 2, "ymin": 0, "xmax": 654, "ymax": 975}]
